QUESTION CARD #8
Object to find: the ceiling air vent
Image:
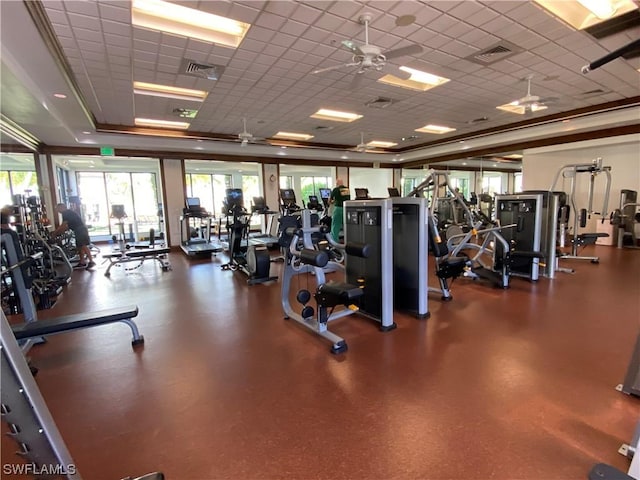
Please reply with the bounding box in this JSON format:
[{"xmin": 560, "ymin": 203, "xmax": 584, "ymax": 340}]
[
  {"xmin": 576, "ymin": 89, "xmax": 608, "ymax": 98},
  {"xmin": 172, "ymin": 108, "xmax": 198, "ymax": 118},
  {"xmin": 465, "ymin": 41, "xmax": 524, "ymax": 66},
  {"xmin": 365, "ymin": 97, "xmax": 395, "ymax": 109},
  {"xmin": 180, "ymin": 58, "xmax": 225, "ymax": 81},
  {"xmin": 314, "ymin": 125, "xmax": 334, "ymax": 131},
  {"xmin": 467, "ymin": 116, "xmax": 489, "ymax": 125}
]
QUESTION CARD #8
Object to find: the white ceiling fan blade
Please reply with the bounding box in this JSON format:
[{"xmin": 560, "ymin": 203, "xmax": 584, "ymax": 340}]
[
  {"xmin": 384, "ymin": 44, "xmax": 423, "ymax": 59},
  {"xmin": 342, "ymin": 39, "xmax": 363, "ymax": 55},
  {"xmin": 312, "ymin": 62, "xmax": 358, "ymax": 74}
]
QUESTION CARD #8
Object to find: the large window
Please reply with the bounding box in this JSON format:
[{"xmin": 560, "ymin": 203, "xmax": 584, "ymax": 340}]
[
  {"xmin": 0, "ymin": 153, "xmax": 38, "ymax": 205},
  {"xmin": 75, "ymin": 171, "xmax": 160, "ymax": 239},
  {"xmin": 53, "ymin": 156, "xmax": 162, "ymax": 241},
  {"xmin": 481, "ymin": 173, "xmax": 505, "ymax": 195},
  {"xmin": 514, "ymin": 173, "xmax": 523, "ymax": 193},
  {"xmin": 279, "ymin": 165, "xmax": 335, "ymax": 206},
  {"xmin": 300, "ymin": 176, "xmax": 330, "ymax": 204},
  {"xmin": 279, "ymin": 176, "xmax": 292, "ymax": 190},
  {"xmin": 184, "ymin": 173, "xmax": 232, "ymax": 216}
]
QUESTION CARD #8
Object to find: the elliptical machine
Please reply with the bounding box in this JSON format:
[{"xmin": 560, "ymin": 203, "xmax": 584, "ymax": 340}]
[{"xmin": 221, "ymin": 189, "xmax": 276, "ymax": 285}]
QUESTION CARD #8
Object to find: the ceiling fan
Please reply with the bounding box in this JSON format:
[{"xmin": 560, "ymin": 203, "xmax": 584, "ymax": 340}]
[
  {"xmin": 354, "ymin": 132, "xmax": 368, "ymax": 153},
  {"xmin": 312, "ymin": 13, "xmax": 423, "ymax": 81},
  {"xmin": 236, "ymin": 117, "xmax": 265, "ymax": 147},
  {"xmin": 507, "ymin": 75, "xmax": 559, "ymax": 114}
]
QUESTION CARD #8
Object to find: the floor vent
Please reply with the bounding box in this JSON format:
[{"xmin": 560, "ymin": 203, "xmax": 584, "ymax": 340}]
[{"xmin": 465, "ymin": 41, "xmax": 524, "ymax": 66}]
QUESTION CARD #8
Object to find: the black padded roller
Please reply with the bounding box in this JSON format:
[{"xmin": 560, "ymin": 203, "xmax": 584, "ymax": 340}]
[
  {"xmin": 345, "ymin": 242, "xmax": 370, "ymax": 258},
  {"xmin": 300, "ymin": 248, "xmax": 329, "ymax": 267},
  {"xmin": 580, "ymin": 208, "xmax": 587, "ymax": 228}
]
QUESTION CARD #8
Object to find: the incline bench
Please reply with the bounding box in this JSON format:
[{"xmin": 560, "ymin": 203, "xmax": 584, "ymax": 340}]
[
  {"xmin": 102, "ymin": 247, "xmax": 171, "ymax": 277},
  {"xmin": 12, "ymin": 305, "xmax": 144, "ymax": 348}
]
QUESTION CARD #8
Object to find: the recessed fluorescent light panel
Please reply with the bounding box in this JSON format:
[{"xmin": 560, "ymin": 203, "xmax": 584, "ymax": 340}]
[
  {"xmin": 415, "ymin": 124, "xmax": 456, "ymax": 134},
  {"xmin": 133, "ymin": 81, "xmax": 208, "ymax": 102},
  {"xmin": 135, "ymin": 118, "xmax": 190, "ymax": 129},
  {"xmin": 378, "ymin": 67, "xmax": 450, "ymax": 92},
  {"xmin": 496, "ymin": 102, "xmax": 548, "ymax": 115},
  {"xmin": 532, "ymin": 0, "xmax": 637, "ymax": 29},
  {"xmin": 367, "ymin": 140, "xmax": 398, "ymax": 148},
  {"xmin": 310, "ymin": 109, "xmax": 363, "ymax": 123},
  {"xmin": 273, "ymin": 131, "xmax": 314, "ymax": 141},
  {"xmin": 131, "ymin": 0, "xmax": 251, "ymax": 48}
]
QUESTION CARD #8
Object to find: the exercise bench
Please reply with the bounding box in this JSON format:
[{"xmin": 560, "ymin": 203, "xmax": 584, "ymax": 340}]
[
  {"xmin": 11, "ymin": 305, "xmax": 144, "ymax": 348},
  {"xmin": 102, "ymin": 247, "xmax": 172, "ymax": 277}
]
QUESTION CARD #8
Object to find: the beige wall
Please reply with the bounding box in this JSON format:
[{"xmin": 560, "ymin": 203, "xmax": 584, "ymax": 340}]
[
  {"xmin": 522, "ymin": 134, "xmax": 640, "ymax": 234},
  {"xmin": 162, "ymin": 158, "xmax": 185, "ymax": 247}
]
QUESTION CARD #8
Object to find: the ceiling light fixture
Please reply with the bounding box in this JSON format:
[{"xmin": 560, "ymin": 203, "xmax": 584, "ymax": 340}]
[
  {"xmin": 131, "ymin": 0, "xmax": 251, "ymax": 48},
  {"xmin": 415, "ymin": 124, "xmax": 456, "ymax": 134},
  {"xmin": 378, "ymin": 67, "xmax": 449, "ymax": 92},
  {"xmin": 135, "ymin": 118, "xmax": 190, "ymax": 129},
  {"xmin": 532, "ymin": 0, "xmax": 635, "ymax": 29},
  {"xmin": 310, "ymin": 109, "xmax": 362, "ymax": 123},
  {"xmin": 273, "ymin": 131, "xmax": 314, "ymax": 141},
  {"xmin": 134, "ymin": 81, "xmax": 208, "ymax": 102},
  {"xmin": 496, "ymin": 102, "xmax": 548, "ymax": 115},
  {"xmin": 53, "ymin": 93, "xmax": 67, "ymax": 99},
  {"xmin": 366, "ymin": 140, "xmax": 398, "ymax": 148}
]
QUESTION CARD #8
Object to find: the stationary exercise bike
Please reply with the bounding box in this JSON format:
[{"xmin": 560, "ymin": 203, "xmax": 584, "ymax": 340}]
[{"xmin": 221, "ymin": 189, "xmax": 276, "ymax": 285}]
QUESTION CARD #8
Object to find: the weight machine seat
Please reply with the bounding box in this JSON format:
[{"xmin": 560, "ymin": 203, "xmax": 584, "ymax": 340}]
[
  {"xmin": 435, "ymin": 256, "xmax": 467, "ymax": 280},
  {"xmin": 317, "ymin": 282, "xmax": 363, "ymax": 304},
  {"xmin": 12, "ymin": 305, "xmax": 144, "ymax": 346},
  {"xmin": 574, "ymin": 232, "xmax": 609, "ymax": 247},
  {"xmin": 588, "ymin": 463, "xmax": 634, "ymax": 480},
  {"xmin": 102, "ymin": 247, "xmax": 170, "ymax": 259}
]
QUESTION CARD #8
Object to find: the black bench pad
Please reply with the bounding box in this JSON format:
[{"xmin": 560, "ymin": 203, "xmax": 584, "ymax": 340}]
[
  {"xmin": 12, "ymin": 305, "xmax": 139, "ymax": 339},
  {"xmin": 578, "ymin": 233, "xmax": 609, "ymax": 239},
  {"xmin": 588, "ymin": 463, "xmax": 634, "ymax": 480},
  {"xmin": 103, "ymin": 248, "xmax": 170, "ymax": 259},
  {"xmin": 318, "ymin": 282, "xmax": 363, "ymax": 302}
]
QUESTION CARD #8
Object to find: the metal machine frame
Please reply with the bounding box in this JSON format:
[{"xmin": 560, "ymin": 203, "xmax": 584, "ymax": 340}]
[
  {"xmin": 343, "ymin": 199, "xmax": 395, "ymax": 329},
  {"xmin": 550, "ymin": 158, "xmax": 611, "ymax": 263},
  {"xmin": 391, "ymin": 197, "xmax": 429, "ymax": 318}
]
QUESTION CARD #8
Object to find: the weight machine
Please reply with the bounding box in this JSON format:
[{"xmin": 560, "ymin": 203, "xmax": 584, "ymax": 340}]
[
  {"xmin": 610, "ymin": 189, "xmax": 639, "ymax": 249},
  {"xmin": 550, "ymin": 158, "xmax": 611, "ymax": 264},
  {"xmin": 221, "ymin": 189, "xmax": 276, "ymax": 285}
]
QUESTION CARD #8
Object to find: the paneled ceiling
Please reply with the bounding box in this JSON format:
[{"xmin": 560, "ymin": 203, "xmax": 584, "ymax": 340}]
[{"xmin": 0, "ymin": 1, "xmax": 638, "ymax": 165}]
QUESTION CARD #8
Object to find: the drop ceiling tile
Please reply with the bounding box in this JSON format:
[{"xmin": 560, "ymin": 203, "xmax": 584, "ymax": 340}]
[
  {"xmin": 279, "ymin": 19, "xmax": 308, "ymax": 37},
  {"xmin": 290, "ymin": 4, "xmax": 325, "ymax": 25},
  {"xmin": 67, "ymin": 11, "xmax": 102, "ymax": 30},
  {"xmin": 42, "ymin": 8, "xmax": 69, "ymax": 25},
  {"xmin": 104, "ymin": 33, "xmax": 131, "ymax": 48},
  {"xmin": 263, "ymin": 1, "xmax": 298, "ymax": 17},
  {"xmin": 51, "ymin": 22, "xmax": 74, "ymax": 38},
  {"xmin": 101, "ymin": 19, "xmax": 130, "ymax": 36},
  {"xmin": 254, "ymin": 12, "xmax": 288, "ymax": 31},
  {"xmin": 158, "ymin": 44, "xmax": 186, "ymax": 57},
  {"xmin": 227, "ymin": 2, "xmax": 262, "ymax": 24},
  {"xmin": 72, "ymin": 27, "xmax": 104, "ymax": 43},
  {"xmin": 77, "ymin": 39, "xmax": 106, "ymax": 53},
  {"xmin": 270, "ymin": 32, "xmax": 298, "ymax": 49}
]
